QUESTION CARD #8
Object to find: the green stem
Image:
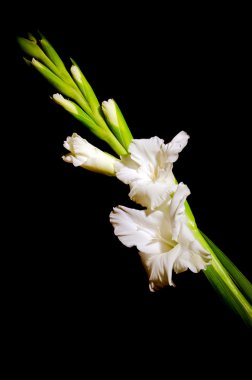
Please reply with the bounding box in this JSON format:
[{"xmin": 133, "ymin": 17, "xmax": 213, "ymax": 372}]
[
  {"xmin": 201, "ymin": 231, "xmax": 252, "ymax": 305},
  {"xmin": 185, "ymin": 205, "xmax": 252, "ymax": 326},
  {"xmin": 106, "ymin": 130, "xmax": 128, "ymax": 156},
  {"xmin": 195, "ymin": 229, "xmax": 252, "ymax": 321}
]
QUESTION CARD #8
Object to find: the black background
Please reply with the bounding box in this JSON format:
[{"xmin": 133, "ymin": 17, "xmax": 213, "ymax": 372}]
[{"xmin": 6, "ymin": 3, "xmax": 252, "ymax": 374}]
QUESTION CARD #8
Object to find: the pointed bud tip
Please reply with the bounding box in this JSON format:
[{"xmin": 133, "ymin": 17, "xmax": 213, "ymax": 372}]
[
  {"xmin": 102, "ymin": 98, "xmax": 114, "ymax": 107},
  {"xmin": 52, "ymin": 93, "xmax": 79, "ymax": 115},
  {"xmin": 102, "ymin": 98, "xmax": 118, "ymax": 126},
  {"xmin": 52, "ymin": 93, "xmax": 64, "ymax": 101},
  {"xmin": 31, "ymin": 57, "xmax": 39, "ymax": 64},
  {"xmin": 37, "ymin": 30, "xmax": 44, "ymax": 39},
  {"xmin": 23, "ymin": 57, "xmax": 32, "ymax": 66},
  {"xmin": 70, "ymin": 65, "xmax": 82, "ymax": 82},
  {"xmin": 31, "ymin": 57, "xmax": 43, "ymax": 69},
  {"xmin": 27, "ymin": 33, "xmax": 37, "ymax": 43}
]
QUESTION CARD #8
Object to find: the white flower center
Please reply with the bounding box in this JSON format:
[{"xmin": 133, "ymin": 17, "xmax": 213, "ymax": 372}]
[{"xmin": 156, "ymin": 227, "xmax": 175, "ymax": 250}]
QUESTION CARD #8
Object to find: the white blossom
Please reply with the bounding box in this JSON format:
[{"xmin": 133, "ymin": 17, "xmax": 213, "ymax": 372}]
[
  {"xmin": 115, "ymin": 132, "xmax": 189, "ymax": 209},
  {"xmin": 110, "ymin": 183, "xmax": 211, "ymax": 290}
]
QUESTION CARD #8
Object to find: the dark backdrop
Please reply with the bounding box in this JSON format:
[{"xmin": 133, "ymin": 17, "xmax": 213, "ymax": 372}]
[{"xmin": 6, "ymin": 4, "xmax": 252, "ymax": 374}]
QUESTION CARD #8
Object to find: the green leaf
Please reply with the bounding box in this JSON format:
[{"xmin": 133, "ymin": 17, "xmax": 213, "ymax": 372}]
[
  {"xmin": 201, "ymin": 231, "xmax": 252, "ymax": 305},
  {"xmin": 205, "ymin": 265, "xmax": 252, "ymax": 327},
  {"xmin": 191, "ymin": 228, "xmax": 252, "ymax": 327}
]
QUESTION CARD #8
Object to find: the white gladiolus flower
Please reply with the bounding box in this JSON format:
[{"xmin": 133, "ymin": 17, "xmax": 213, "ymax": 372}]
[
  {"xmin": 63, "ymin": 133, "xmax": 118, "ymax": 176},
  {"xmin": 110, "ymin": 183, "xmax": 211, "ymax": 290},
  {"xmin": 115, "ymin": 132, "xmax": 189, "ymax": 209}
]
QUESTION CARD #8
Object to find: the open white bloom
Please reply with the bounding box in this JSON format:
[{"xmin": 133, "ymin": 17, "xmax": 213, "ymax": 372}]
[
  {"xmin": 110, "ymin": 183, "xmax": 211, "ymax": 290},
  {"xmin": 63, "ymin": 133, "xmax": 118, "ymax": 175},
  {"xmin": 115, "ymin": 132, "xmax": 189, "ymax": 209}
]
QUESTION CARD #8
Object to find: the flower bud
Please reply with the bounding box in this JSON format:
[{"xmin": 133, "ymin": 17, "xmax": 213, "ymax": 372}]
[{"xmin": 63, "ymin": 133, "xmax": 118, "ymax": 176}]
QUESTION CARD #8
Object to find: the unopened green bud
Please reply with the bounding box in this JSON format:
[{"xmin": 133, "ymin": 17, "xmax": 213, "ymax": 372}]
[
  {"xmin": 52, "ymin": 93, "xmax": 100, "ymax": 135},
  {"xmin": 17, "ymin": 36, "xmax": 58, "ymax": 77},
  {"xmin": 32, "ymin": 59, "xmax": 91, "ymax": 115},
  {"xmin": 102, "ymin": 99, "xmax": 133, "ymax": 150},
  {"xmin": 70, "ymin": 63, "xmax": 100, "ymax": 112}
]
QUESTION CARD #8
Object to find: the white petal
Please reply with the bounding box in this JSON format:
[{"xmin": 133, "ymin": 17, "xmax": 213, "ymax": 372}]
[
  {"xmin": 115, "ymin": 137, "xmax": 167, "ymax": 186},
  {"xmin": 128, "ymin": 136, "xmax": 165, "ymax": 168},
  {"xmin": 72, "ymin": 156, "xmax": 87, "ymax": 167},
  {"xmin": 63, "ymin": 133, "xmax": 117, "ymax": 175},
  {"xmin": 140, "ymin": 245, "xmax": 182, "ymax": 289},
  {"xmin": 165, "ymin": 131, "xmax": 189, "ymax": 163},
  {"xmin": 110, "ymin": 206, "xmax": 172, "ymax": 254},
  {"xmin": 140, "ymin": 238, "xmax": 211, "ymax": 291},
  {"xmin": 169, "ymin": 183, "xmax": 190, "ymax": 241},
  {"xmin": 176, "ymin": 224, "xmax": 212, "ymax": 272},
  {"xmin": 173, "ymin": 245, "xmax": 211, "ymax": 274},
  {"xmin": 70, "ymin": 134, "xmax": 95, "ymax": 157},
  {"xmin": 115, "ymin": 134, "xmax": 189, "ymax": 208},
  {"xmin": 63, "ymin": 139, "xmax": 71, "ymax": 151},
  {"xmin": 62, "ymin": 154, "xmax": 86, "ymax": 167},
  {"xmin": 128, "ymin": 179, "xmax": 175, "ymax": 209},
  {"xmin": 115, "ymin": 155, "xmax": 140, "ymax": 185},
  {"xmin": 62, "ymin": 154, "xmax": 73, "ymax": 163}
]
